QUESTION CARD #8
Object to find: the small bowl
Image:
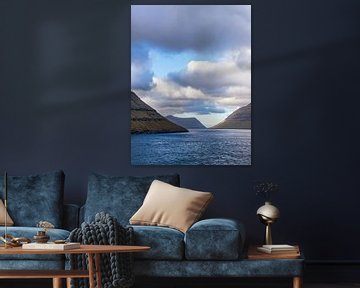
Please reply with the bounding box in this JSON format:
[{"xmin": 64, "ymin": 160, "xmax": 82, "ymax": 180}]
[{"xmin": 33, "ymin": 231, "xmax": 50, "ymax": 243}]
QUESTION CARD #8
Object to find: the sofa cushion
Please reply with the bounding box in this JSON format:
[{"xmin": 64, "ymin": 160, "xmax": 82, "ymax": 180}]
[
  {"xmin": 0, "ymin": 199, "xmax": 14, "ymax": 226},
  {"xmin": 184, "ymin": 218, "xmax": 245, "ymax": 260},
  {"xmin": 130, "ymin": 225, "xmax": 184, "ymax": 260},
  {"xmin": 0, "ymin": 227, "xmax": 69, "ymax": 261},
  {"xmin": 130, "ymin": 180, "xmax": 213, "ymax": 233},
  {"xmin": 0, "ymin": 171, "xmax": 65, "ymax": 227},
  {"xmin": 84, "ymin": 173, "xmax": 180, "ymax": 225},
  {"xmin": 0, "ymin": 260, "xmax": 65, "ymax": 270}
]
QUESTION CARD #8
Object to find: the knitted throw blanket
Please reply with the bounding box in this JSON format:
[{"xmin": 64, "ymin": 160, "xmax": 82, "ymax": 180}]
[{"xmin": 68, "ymin": 212, "xmax": 134, "ymax": 288}]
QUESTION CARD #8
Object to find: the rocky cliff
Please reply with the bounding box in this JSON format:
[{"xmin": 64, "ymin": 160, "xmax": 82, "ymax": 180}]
[
  {"xmin": 131, "ymin": 92, "xmax": 188, "ymax": 134},
  {"xmin": 211, "ymin": 103, "xmax": 251, "ymax": 129},
  {"xmin": 166, "ymin": 115, "xmax": 206, "ymax": 129}
]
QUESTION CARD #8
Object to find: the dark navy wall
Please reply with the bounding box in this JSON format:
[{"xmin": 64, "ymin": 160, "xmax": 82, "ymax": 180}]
[{"xmin": 1, "ymin": 0, "xmax": 360, "ymax": 262}]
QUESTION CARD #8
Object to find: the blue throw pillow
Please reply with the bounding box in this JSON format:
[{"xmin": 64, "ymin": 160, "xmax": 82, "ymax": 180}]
[
  {"xmin": 0, "ymin": 170, "xmax": 65, "ymax": 227},
  {"xmin": 84, "ymin": 173, "xmax": 180, "ymax": 225}
]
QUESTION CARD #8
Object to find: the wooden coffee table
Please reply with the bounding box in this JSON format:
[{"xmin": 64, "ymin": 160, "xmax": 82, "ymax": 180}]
[{"xmin": 0, "ymin": 244, "xmax": 150, "ymax": 288}]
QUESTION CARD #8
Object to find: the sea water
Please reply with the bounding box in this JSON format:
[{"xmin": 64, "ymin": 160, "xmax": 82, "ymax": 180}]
[{"xmin": 131, "ymin": 129, "xmax": 251, "ymax": 165}]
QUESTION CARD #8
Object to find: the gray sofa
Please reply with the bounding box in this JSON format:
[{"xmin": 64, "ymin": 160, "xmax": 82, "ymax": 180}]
[
  {"xmin": 81, "ymin": 173, "xmax": 304, "ymax": 282},
  {"xmin": 0, "ymin": 170, "xmax": 78, "ymax": 270}
]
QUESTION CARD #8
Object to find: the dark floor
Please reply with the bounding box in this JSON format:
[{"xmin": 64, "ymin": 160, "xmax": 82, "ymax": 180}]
[
  {"xmin": 308, "ymin": 283, "xmax": 360, "ymax": 288},
  {"xmin": 1, "ymin": 279, "xmax": 360, "ymax": 288}
]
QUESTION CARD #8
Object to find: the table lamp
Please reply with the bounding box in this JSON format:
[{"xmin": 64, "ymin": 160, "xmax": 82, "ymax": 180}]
[{"xmin": 256, "ymin": 201, "xmax": 280, "ymax": 245}]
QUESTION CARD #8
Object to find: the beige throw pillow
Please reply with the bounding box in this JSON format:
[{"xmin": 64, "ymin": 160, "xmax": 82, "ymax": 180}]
[
  {"xmin": 0, "ymin": 199, "xmax": 14, "ymax": 226},
  {"xmin": 130, "ymin": 180, "xmax": 213, "ymax": 233}
]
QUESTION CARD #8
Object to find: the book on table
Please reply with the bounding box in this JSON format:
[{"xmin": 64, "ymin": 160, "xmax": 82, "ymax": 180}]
[
  {"xmin": 22, "ymin": 242, "xmax": 80, "ymax": 250},
  {"xmin": 248, "ymin": 245, "xmax": 300, "ymax": 260},
  {"xmin": 256, "ymin": 244, "xmax": 299, "ymax": 254}
]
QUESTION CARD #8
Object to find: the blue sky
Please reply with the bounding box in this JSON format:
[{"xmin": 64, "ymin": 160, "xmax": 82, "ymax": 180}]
[{"xmin": 131, "ymin": 5, "xmax": 251, "ymax": 127}]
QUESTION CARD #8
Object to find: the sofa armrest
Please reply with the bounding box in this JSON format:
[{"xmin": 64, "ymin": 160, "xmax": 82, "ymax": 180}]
[
  {"xmin": 184, "ymin": 218, "xmax": 245, "ymax": 260},
  {"xmin": 63, "ymin": 204, "xmax": 80, "ymax": 231}
]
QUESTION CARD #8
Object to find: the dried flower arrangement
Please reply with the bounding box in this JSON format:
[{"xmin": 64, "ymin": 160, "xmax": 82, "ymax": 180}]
[
  {"xmin": 37, "ymin": 220, "xmax": 55, "ymax": 233},
  {"xmin": 254, "ymin": 181, "xmax": 279, "ymax": 201}
]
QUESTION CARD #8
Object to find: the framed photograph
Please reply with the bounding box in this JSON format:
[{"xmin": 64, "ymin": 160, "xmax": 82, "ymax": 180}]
[{"xmin": 131, "ymin": 5, "xmax": 251, "ymax": 165}]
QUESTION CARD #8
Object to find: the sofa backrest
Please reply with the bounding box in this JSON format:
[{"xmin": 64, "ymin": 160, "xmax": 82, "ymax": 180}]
[
  {"xmin": 0, "ymin": 170, "xmax": 65, "ymax": 228},
  {"xmin": 82, "ymin": 173, "xmax": 180, "ymax": 226},
  {"xmin": 63, "ymin": 203, "xmax": 80, "ymax": 231}
]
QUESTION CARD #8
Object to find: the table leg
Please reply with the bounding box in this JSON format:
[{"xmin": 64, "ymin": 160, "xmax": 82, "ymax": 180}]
[
  {"xmin": 293, "ymin": 276, "xmax": 302, "ymax": 288},
  {"xmin": 95, "ymin": 253, "xmax": 102, "ymax": 288},
  {"xmin": 66, "ymin": 277, "xmax": 72, "ymax": 288},
  {"xmin": 88, "ymin": 253, "xmax": 95, "ymax": 288},
  {"xmin": 52, "ymin": 278, "xmax": 62, "ymax": 288}
]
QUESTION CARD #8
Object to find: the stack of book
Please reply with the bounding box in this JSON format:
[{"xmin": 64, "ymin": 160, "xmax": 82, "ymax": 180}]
[
  {"xmin": 248, "ymin": 244, "xmax": 300, "ymax": 260},
  {"xmin": 257, "ymin": 244, "xmax": 299, "ymax": 254}
]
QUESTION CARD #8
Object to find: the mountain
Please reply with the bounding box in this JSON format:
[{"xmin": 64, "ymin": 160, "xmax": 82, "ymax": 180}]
[
  {"xmin": 211, "ymin": 103, "xmax": 251, "ymax": 129},
  {"xmin": 131, "ymin": 91, "xmax": 188, "ymax": 134},
  {"xmin": 166, "ymin": 115, "xmax": 206, "ymax": 129}
]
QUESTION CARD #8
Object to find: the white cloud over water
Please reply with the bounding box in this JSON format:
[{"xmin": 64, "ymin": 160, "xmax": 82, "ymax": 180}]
[
  {"xmin": 131, "ymin": 5, "xmax": 251, "ymax": 127},
  {"xmin": 169, "ymin": 58, "xmax": 250, "ymax": 93},
  {"xmin": 134, "ymin": 77, "xmax": 226, "ymax": 117}
]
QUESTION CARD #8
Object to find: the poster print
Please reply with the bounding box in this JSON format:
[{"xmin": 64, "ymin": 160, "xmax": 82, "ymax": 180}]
[{"xmin": 131, "ymin": 5, "xmax": 251, "ymax": 165}]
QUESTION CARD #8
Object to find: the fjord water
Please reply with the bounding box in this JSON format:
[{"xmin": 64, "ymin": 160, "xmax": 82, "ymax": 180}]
[{"xmin": 131, "ymin": 129, "xmax": 251, "ymax": 165}]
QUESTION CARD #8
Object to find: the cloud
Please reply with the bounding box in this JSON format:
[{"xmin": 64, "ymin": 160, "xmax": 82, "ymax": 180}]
[
  {"xmin": 134, "ymin": 78, "xmax": 226, "ymax": 116},
  {"xmin": 216, "ymin": 86, "xmax": 251, "ymax": 108},
  {"xmin": 169, "ymin": 57, "xmax": 250, "ymax": 94},
  {"xmin": 223, "ymin": 47, "xmax": 252, "ymax": 70},
  {"xmin": 131, "ymin": 5, "xmax": 251, "ymax": 53},
  {"xmin": 131, "ymin": 44, "xmax": 154, "ymax": 90}
]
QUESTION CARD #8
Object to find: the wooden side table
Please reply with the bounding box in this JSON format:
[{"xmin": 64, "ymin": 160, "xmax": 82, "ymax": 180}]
[
  {"xmin": 247, "ymin": 245, "xmax": 303, "ymax": 288},
  {"xmin": 0, "ymin": 244, "xmax": 150, "ymax": 288}
]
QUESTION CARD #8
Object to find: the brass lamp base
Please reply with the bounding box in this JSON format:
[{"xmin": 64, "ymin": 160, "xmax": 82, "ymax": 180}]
[{"xmin": 265, "ymin": 223, "xmax": 272, "ymax": 245}]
